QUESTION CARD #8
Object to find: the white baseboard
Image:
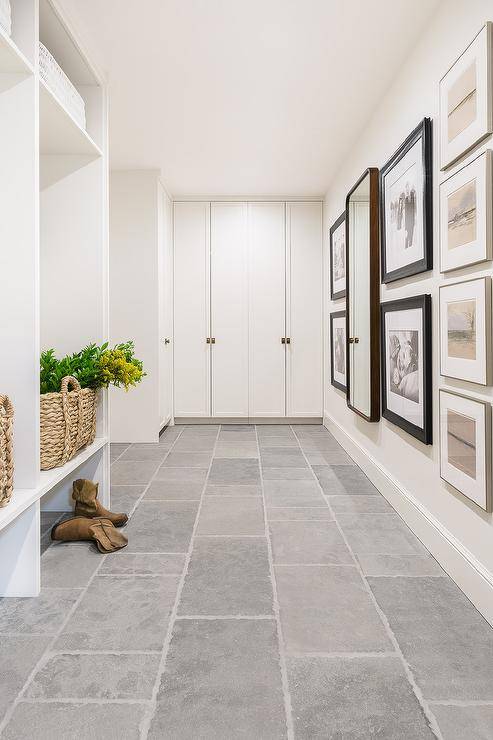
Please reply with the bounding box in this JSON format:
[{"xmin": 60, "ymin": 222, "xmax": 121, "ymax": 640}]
[{"xmin": 324, "ymin": 412, "xmax": 493, "ymax": 627}]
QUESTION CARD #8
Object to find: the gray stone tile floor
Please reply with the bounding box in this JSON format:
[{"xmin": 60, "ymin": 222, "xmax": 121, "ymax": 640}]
[{"xmin": 0, "ymin": 424, "xmax": 492, "ymax": 738}]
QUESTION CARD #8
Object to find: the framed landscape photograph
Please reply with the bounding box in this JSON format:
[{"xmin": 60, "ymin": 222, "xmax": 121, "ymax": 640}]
[
  {"xmin": 440, "ymin": 389, "xmax": 491, "ymax": 511},
  {"xmin": 439, "ymin": 277, "xmax": 491, "ymax": 385},
  {"xmin": 440, "ymin": 149, "xmax": 492, "ymax": 272},
  {"xmin": 380, "ymin": 118, "xmax": 433, "ymax": 283},
  {"xmin": 330, "ymin": 212, "xmax": 346, "ymax": 299},
  {"xmin": 439, "ymin": 22, "xmax": 493, "ymax": 169},
  {"xmin": 330, "ymin": 310, "xmax": 346, "ymax": 392},
  {"xmin": 381, "ymin": 295, "xmax": 432, "ymax": 444}
]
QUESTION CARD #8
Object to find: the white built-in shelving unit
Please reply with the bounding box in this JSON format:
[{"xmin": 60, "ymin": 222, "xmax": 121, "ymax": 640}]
[{"xmin": 0, "ymin": 0, "xmax": 109, "ymax": 596}]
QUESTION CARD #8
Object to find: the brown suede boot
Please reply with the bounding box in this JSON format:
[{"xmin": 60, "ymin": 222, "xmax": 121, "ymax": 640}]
[
  {"xmin": 72, "ymin": 479, "xmax": 128, "ymax": 527},
  {"xmin": 51, "ymin": 517, "xmax": 128, "ymax": 553}
]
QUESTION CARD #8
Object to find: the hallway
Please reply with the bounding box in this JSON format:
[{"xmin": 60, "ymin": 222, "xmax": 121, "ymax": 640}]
[{"xmin": 0, "ymin": 424, "xmax": 492, "ymax": 738}]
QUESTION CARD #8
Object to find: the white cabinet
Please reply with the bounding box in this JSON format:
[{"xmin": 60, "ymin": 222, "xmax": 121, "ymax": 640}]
[
  {"xmin": 173, "ymin": 201, "xmax": 211, "ymax": 418},
  {"xmin": 110, "ymin": 171, "xmax": 173, "ymax": 441},
  {"xmin": 173, "ymin": 200, "xmax": 322, "ymax": 421}
]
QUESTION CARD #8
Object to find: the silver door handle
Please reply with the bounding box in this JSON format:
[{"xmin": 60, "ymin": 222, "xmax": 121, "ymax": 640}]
[{"xmin": 164, "ymin": 338, "xmax": 170, "ymax": 344}]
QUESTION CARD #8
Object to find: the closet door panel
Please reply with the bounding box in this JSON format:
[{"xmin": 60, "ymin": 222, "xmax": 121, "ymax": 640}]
[
  {"xmin": 286, "ymin": 202, "xmax": 323, "ymax": 417},
  {"xmin": 173, "ymin": 202, "xmax": 210, "ymax": 417},
  {"xmin": 249, "ymin": 202, "xmax": 286, "ymax": 417},
  {"xmin": 211, "ymin": 203, "xmax": 249, "ymax": 417},
  {"xmin": 163, "ymin": 189, "xmax": 174, "ymax": 424}
]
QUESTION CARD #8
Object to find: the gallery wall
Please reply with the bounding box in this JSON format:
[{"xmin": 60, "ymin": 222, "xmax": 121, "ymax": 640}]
[{"xmin": 324, "ymin": 0, "xmax": 493, "ymax": 623}]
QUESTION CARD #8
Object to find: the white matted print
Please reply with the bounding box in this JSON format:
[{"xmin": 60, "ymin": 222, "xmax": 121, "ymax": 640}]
[
  {"xmin": 385, "ymin": 308, "xmax": 424, "ymax": 431},
  {"xmin": 330, "ymin": 311, "xmax": 346, "ymax": 392},
  {"xmin": 440, "ymin": 389, "xmax": 491, "ymax": 511},
  {"xmin": 440, "ymin": 149, "xmax": 492, "ymax": 272},
  {"xmin": 439, "ymin": 277, "xmax": 491, "ymax": 385},
  {"xmin": 440, "ymin": 23, "xmax": 493, "ymax": 169},
  {"xmin": 330, "ymin": 213, "xmax": 346, "ymax": 299}
]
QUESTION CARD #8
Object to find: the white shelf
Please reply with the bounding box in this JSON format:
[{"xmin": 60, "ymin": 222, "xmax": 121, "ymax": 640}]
[
  {"xmin": 0, "ymin": 437, "xmax": 108, "ymax": 533},
  {"xmin": 0, "ymin": 25, "xmax": 33, "ymax": 75},
  {"xmin": 39, "ymin": 77, "xmax": 102, "ymax": 157}
]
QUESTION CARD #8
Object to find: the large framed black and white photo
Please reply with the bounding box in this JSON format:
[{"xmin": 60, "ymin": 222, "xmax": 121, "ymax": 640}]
[
  {"xmin": 380, "ymin": 118, "xmax": 433, "ymax": 284},
  {"xmin": 330, "ymin": 310, "xmax": 346, "ymax": 392},
  {"xmin": 329, "ymin": 212, "xmax": 346, "ymax": 299},
  {"xmin": 439, "ymin": 23, "xmax": 493, "ymax": 170},
  {"xmin": 381, "ymin": 295, "xmax": 432, "ymax": 444},
  {"xmin": 440, "ymin": 389, "xmax": 491, "ymax": 512}
]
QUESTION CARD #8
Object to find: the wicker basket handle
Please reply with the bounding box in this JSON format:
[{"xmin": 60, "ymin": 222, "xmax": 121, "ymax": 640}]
[
  {"xmin": 0, "ymin": 395, "xmax": 14, "ymax": 419},
  {"xmin": 60, "ymin": 376, "xmax": 81, "ymax": 394},
  {"xmin": 60, "ymin": 376, "xmax": 82, "ymax": 465}
]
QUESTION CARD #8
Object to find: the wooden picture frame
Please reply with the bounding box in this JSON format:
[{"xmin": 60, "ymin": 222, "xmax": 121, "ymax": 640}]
[
  {"xmin": 380, "ymin": 118, "xmax": 433, "ymax": 283},
  {"xmin": 381, "ymin": 294, "xmax": 432, "ymax": 444},
  {"xmin": 330, "ymin": 310, "xmax": 346, "ymax": 392},
  {"xmin": 330, "ymin": 212, "xmax": 346, "ymax": 299}
]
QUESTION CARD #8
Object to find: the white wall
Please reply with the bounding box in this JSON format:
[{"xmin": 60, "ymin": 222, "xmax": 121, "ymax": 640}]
[{"xmin": 324, "ymin": 0, "xmax": 493, "ymax": 624}]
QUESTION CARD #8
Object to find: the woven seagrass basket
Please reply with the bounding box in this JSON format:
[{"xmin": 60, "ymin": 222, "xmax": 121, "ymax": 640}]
[
  {"xmin": 40, "ymin": 376, "xmax": 97, "ymax": 470},
  {"xmin": 0, "ymin": 395, "xmax": 14, "ymax": 508}
]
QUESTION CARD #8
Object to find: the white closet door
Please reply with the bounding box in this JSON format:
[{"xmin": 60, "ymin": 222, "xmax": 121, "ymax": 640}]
[
  {"xmin": 248, "ymin": 202, "xmax": 286, "ymax": 417},
  {"xmin": 211, "ymin": 203, "xmax": 248, "ymax": 417},
  {"xmin": 173, "ymin": 202, "xmax": 211, "ymax": 417},
  {"xmin": 162, "ymin": 188, "xmax": 174, "ymax": 425},
  {"xmin": 286, "ymin": 202, "xmax": 323, "ymax": 417}
]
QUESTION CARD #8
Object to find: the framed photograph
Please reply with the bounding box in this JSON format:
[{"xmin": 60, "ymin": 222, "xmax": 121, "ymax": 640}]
[
  {"xmin": 440, "ymin": 149, "xmax": 492, "ymax": 272},
  {"xmin": 439, "ymin": 22, "xmax": 493, "ymax": 170},
  {"xmin": 330, "ymin": 310, "xmax": 346, "ymax": 392},
  {"xmin": 440, "ymin": 389, "xmax": 491, "ymax": 511},
  {"xmin": 381, "ymin": 295, "xmax": 432, "ymax": 444},
  {"xmin": 439, "ymin": 277, "xmax": 491, "ymax": 385},
  {"xmin": 330, "ymin": 212, "xmax": 346, "ymax": 299},
  {"xmin": 380, "ymin": 118, "xmax": 433, "ymax": 283}
]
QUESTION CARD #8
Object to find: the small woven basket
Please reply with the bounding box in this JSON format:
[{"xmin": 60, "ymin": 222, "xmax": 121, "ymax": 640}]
[
  {"xmin": 0, "ymin": 395, "xmax": 14, "ymax": 508},
  {"xmin": 40, "ymin": 376, "xmax": 97, "ymax": 471}
]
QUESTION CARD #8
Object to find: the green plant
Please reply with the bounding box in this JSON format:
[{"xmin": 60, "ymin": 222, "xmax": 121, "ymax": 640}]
[{"xmin": 40, "ymin": 342, "xmax": 145, "ymax": 394}]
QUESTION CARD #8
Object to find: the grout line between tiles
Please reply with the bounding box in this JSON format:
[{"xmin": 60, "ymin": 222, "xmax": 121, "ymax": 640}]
[
  {"xmin": 44, "ymin": 650, "xmax": 163, "ymax": 656},
  {"xmin": 0, "ymin": 427, "xmax": 188, "ymax": 736},
  {"xmin": 255, "ymin": 425, "xmax": 295, "ymax": 740},
  {"xmin": 427, "ymin": 700, "xmax": 493, "ymax": 707},
  {"xmin": 290, "ymin": 426, "xmax": 444, "ymax": 740},
  {"xmin": 286, "ymin": 651, "xmax": 399, "ymax": 658},
  {"xmin": 17, "ymin": 698, "xmax": 151, "ymax": 706},
  {"xmin": 175, "ymin": 614, "xmax": 276, "ymax": 620}
]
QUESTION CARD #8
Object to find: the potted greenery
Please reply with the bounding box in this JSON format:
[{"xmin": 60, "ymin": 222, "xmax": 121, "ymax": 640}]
[{"xmin": 39, "ymin": 342, "xmax": 145, "ymax": 470}]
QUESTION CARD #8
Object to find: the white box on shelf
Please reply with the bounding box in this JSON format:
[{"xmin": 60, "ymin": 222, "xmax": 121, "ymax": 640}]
[{"xmin": 39, "ymin": 41, "xmax": 86, "ymax": 130}]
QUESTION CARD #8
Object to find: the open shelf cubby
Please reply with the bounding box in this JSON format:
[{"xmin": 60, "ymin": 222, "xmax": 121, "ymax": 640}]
[{"xmin": 0, "ymin": 0, "xmax": 108, "ymax": 597}]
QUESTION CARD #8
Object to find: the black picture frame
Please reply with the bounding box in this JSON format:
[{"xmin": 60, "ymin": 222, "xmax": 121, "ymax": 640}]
[
  {"xmin": 330, "ymin": 310, "xmax": 346, "ymax": 392},
  {"xmin": 329, "ymin": 211, "xmax": 346, "ymax": 300},
  {"xmin": 381, "ymin": 294, "xmax": 432, "ymax": 444},
  {"xmin": 380, "ymin": 118, "xmax": 433, "ymax": 284}
]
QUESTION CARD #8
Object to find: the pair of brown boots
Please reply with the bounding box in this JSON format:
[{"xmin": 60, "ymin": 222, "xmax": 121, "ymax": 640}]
[{"xmin": 51, "ymin": 479, "xmax": 129, "ymax": 553}]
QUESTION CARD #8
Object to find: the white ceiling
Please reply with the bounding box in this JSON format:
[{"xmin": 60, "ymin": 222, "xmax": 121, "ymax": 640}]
[{"xmin": 58, "ymin": 0, "xmax": 439, "ymax": 197}]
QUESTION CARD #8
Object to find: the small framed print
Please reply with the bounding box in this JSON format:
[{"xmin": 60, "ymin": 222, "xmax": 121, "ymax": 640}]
[
  {"xmin": 440, "ymin": 149, "xmax": 492, "ymax": 272},
  {"xmin": 440, "ymin": 389, "xmax": 491, "ymax": 512},
  {"xmin": 330, "ymin": 310, "xmax": 346, "ymax": 392},
  {"xmin": 381, "ymin": 295, "xmax": 432, "ymax": 444},
  {"xmin": 439, "ymin": 277, "xmax": 491, "ymax": 385},
  {"xmin": 330, "ymin": 212, "xmax": 346, "ymax": 299},
  {"xmin": 380, "ymin": 118, "xmax": 433, "ymax": 283},
  {"xmin": 440, "ymin": 22, "xmax": 493, "ymax": 170}
]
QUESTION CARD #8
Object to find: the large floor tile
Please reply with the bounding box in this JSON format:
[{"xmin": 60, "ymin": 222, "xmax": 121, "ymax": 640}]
[
  {"xmin": 270, "ymin": 521, "xmax": 352, "ymax": 565},
  {"xmin": 100, "ymin": 552, "xmax": 186, "ymax": 575},
  {"xmin": 149, "ymin": 619, "xmax": 286, "ymax": 739},
  {"xmin": 205, "ymin": 484, "xmax": 262, "ymax": 496},
  {"xmin": 40, "ymin": 512, "xmax": 63, "ymax": 537},
  {"xmin": 332, "ymin": 465, "xmax": 378, "ymax": 493},
  {"xmin": 110, "ymin": 460, "xmax": 161, "ymax": 485},
  {"xmin": 433, "ymin": 704, "xmax": 493, "ymax": 739},
  {"xmin": 368, "ymin": 576, "xmax": 493, "ymax": 700},
  {"xmin": 311, "ymin": 465, "xmax": 346, "ymax": 494},
  {"xmin": 197, "ymin": 497, "xmax": 264, "ymax": 536},
  {"xmin": 305, "ymin": 450, "xmax": 355, "ymax": 465},
  {"xmin": 163, "ymin": 450, "xmax": 212, "ymax": 468},
  {"xmin": 267, "ymin": 507, "xmax": 333, "ymax": 521},
  {"xmin": 275, "ymin": 566, "xmax": 391, "ymax": 653},
  {"xmin": 172, "ymin": 436, "xmax": 216, "ymax": 452},
  {"xmin": 214, "ymin": 441, "xmax": 259, "ymax": 458},
  {"xmin": 218, "ymin": 430, "xmax": 256, "ymax": 441},
  {"xmin": 118, "ymin": 444, "xmax": 171, "ymax": 461},
  {"xmin": 160, "ymin": 426, "xmax": 182, "ymax": 441},
  {"xmin": 0, "ymin": 589, "xmax": 80, "ymax": 635},
  {"xmin": 287, "ymin": 655, "xmax": 434, "ymax": 739},
  {"xmin": 124, "ymin": 500, "xmax": 199, "ymax": 552},
  {"xmin": 110, "ymin": 442, "xmax": 130, "ymax": 456},
  {"xmin": 328, "ymin": 494, "xmax": 394, "ymax": 513},
  {"xmin": 144, "ymin": 479, "xmax": 203, "ymax": 500},
  {"xmin": 110, "ymin": 484, "xmax": 146, "ymax": 515},
  {"xmin": 209, "ymin": 458, "xmax": 260, "ymax": 485},
  {"xmin": 3, "ymin": 702, "xmax": 146, "ymax": 740},
  {"xmin": 258, "ymin": 436, "xmax": 299, "ymax": 448},
  {"xmin": 26, "ymin": 653, "xmax": 160, "ymax": 700},
  {"xmin": 261, "ymin": 447, "xmax": 308, "ymax": 468},
  {"xmin": 336, "ymin": 513, "xmax": 428, "ymax": 555},
  {"xmin": 0, "ymin": 636, "xmax": 50, "ymax": 722},
  {"xmin": 262, "ymin": 467, "xmax": 314, "ymax": 480},
  {"xmin": 257, "ymin": 425, "xmax": 295, "ymax": 437},
  {"xmin": 264, "ymin": 479, "xmax": 326, "ymax": 507},
  {"xmin": 41, "ymin": 542, "xmax": 101, "ymax": 589},
  {"xmin": 179, "ymin": 538, "xmax": 272, "ymax": 616},
  {"xmin": 55, "ymin": 575, "xmax": 179, "ymax": 651},
  {"xmin": 154, "ymin": 467, "xmax": 208, "ymax": 484},
  {"xmin": 357, "ymin": 553, "xmax": 445, "ymax": 577}
]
